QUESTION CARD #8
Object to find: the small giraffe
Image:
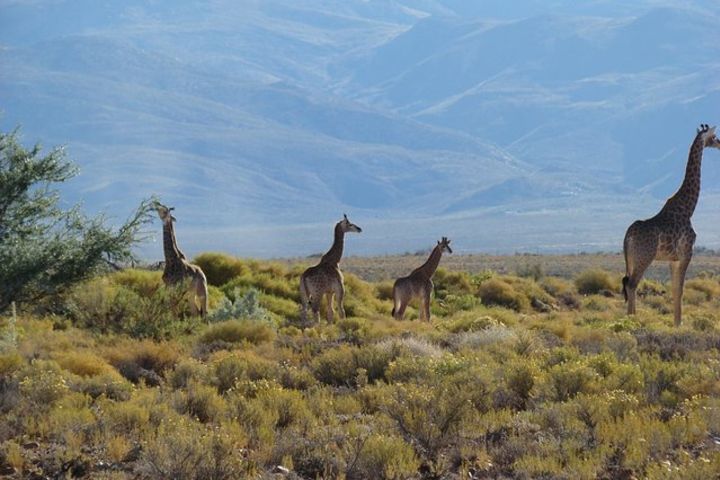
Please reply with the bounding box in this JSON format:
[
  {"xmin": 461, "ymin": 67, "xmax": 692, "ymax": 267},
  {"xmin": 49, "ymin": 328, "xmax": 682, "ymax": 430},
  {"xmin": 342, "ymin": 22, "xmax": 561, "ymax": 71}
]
[
  {"xmin": 155, "ymin": 203, "xmax": 209, "ymax": 318},
  {"xmin": 392, "ymin": 237, "xmax": 452, "ymax": 321},
  {"xmin": 622, "ymin": 124, "xmax": 720, "ymax": 326},
  {"xmin": 300, "ymin": 214, "xmax": 362, "ymax": 323}
]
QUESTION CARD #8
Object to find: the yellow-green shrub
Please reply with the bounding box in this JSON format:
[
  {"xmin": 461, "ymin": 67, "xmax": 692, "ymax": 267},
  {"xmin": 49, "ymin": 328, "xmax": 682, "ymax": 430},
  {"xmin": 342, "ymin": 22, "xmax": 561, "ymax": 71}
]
[
  {"xmin": 54, "ymin": 351, "xmax": 111, "ymax": 377},
  {"xmin": 433, "ymin": 268, "xmax": 475, "ymax": 297},
  {"xmin": 193, "ymin": 252, "xmax": 248, "ymax": 286},
  {"xmin": 141, "ymin": 416, "xmax": 249, "ymax": 478},
  {"xmin": 477, "ymin": 278, "xmax": 530, "ymax": 311},
  {"xmin": 169, "ymin": 358, "xmax": 207, "ymax": 390},
  {"xmin": 375, "ymin": 281, "xmax": 394, "ymax": 301},
  {"xmin": 199, "ymin": 320, "xmax": 275, "ymax": 347},
  {"xmin": 686, "ymin": 278, "xmax": 720, "ymax": 301},
  {"xmin": 349, "ymin": 433, "xmax": 419, "ymax": 480},
  {"xmin": 574, "ymin": 269, "xmax": 616, "ymax": 295},
  {"xmin": 547, "ymin": 362, "xmax": 598, "ymax": 402},
  {"xmin": 312, "ymin": 345, "xmax": 393, "ymax": 387},
  {"xmin": 174, "ymin": 380, "xmax": 226, "ymax": 423},
  {"xmin": 110, "ymin": 269, "xmax": 162, "ymax": 296},
  {"xmin": 105, "ymin": 340, "xmax": 181, "ymax": 385},
  {"xmin": 0, "ymin": 351, "xmax": 23, "ymax": 378},
  {"xmin": 18, "ymin": 360, "xmax": 69, "ymax": 406},
  {"xmin": 211, "ymin": 351, "xmax": 278, "ymax": 394}
]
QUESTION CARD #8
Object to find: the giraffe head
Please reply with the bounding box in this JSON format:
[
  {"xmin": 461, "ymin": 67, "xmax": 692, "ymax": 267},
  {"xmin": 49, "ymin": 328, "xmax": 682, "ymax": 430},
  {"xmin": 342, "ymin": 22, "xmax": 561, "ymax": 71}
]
[
  {"xmin": 698, "ymin": 124, "xmax": 720, "ymax": 149},
  {"xmin": 437, "ymin": 237, "xmax": 453, "ymax": 254},
  {"xmin": 155, "ymin": 202, "xmax": 177, "ymax": 224},
  {"xmin": 339, "ymin": 214, "xmax": 362, "ymax": 233}
]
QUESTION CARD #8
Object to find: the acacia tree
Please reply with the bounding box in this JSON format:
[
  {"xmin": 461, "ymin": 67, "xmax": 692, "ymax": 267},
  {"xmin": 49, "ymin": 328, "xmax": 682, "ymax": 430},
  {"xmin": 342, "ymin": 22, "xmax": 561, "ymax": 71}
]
[{"xmin": 0, "ymin": 128, "xmax": 155, "ymax": 311}]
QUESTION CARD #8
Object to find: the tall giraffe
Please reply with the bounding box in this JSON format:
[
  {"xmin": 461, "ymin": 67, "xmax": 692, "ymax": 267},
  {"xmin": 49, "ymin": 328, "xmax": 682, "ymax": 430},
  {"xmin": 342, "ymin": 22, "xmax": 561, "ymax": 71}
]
[
  {"xmin": 392, "ymin": 237, "xmax": 452, "ymax": 321},
  {"xmin": 299, "ymin": 214, "xmax": 362, "ymax": 323},
  {"xmin": 155, "ymin": 203, "xmax": 209, "ymax": 318},
  {"xmin": 622, "ymin": 124, "xmax": 720, "ymax": 326}
]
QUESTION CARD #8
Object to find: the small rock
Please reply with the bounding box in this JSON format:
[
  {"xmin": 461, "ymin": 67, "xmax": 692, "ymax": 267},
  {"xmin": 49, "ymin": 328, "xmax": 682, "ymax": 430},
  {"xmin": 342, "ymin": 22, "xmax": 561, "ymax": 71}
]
[
  {"xmin": 22, "ymin": 441, "xmax": 40, "ymax": 449},
  {"xmin": 272, "ymin": 465, "xmax": 291, "ymax": 475}
]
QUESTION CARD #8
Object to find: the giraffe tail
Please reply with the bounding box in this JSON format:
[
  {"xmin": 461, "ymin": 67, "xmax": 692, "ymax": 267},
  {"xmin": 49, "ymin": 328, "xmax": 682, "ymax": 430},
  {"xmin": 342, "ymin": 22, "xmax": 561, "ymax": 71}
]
[{"xmin": 622, "ymin": 276, "xmax": 629, "ymax": 302}]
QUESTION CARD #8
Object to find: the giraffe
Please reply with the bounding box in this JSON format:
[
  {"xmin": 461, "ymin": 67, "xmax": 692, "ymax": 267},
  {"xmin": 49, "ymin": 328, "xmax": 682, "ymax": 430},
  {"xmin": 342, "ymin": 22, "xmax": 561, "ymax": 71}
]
[
  {"xmin": 299, "ymin": 214, "xmax": 362, "ymax": 323},
  {"xmin": 622, "ymin": 124, "xmax": 720, "ymax": 326},
  {"xmin": 392, "ymin": 237, "xmax": 452, "ymax": 321},
  {"xmin": 155, "ymin": 203, "xmax": 209, "ymax": 318}
]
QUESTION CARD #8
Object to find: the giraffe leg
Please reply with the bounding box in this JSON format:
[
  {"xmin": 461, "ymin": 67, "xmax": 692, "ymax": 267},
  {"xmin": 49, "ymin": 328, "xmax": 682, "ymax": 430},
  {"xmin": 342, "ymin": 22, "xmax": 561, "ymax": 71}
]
[
  {"xmin": 188, "ymin": 293, "xmax": 199, "ymax": 316},
  {"xmin": 311, "ymin": 301, "xmax": 321, "ymax": 323},
  {"xmin": 423, "ymin": 281, "xmax": 433, "ymax": 322},
  {"xmin": 422, "ymin": 292, "xmax": 431, "ymax": 322},
  {"xmin": 396, "ymin": 302, "xmax": 407, "ymax": 320},
  {"xmin": 624, "ymin": 237, "xmax": 656, "ymax": 316},
  {"xmin": 326, "ymin": 293, "xmax": 335, "ymax": 323},
  {"xmin": 299, "ymin": 277, "xmax": 310, "ymax": 322},
  {"xmin": 334, "ymin": 282, "xmax": 346, "ymax": 320},
  {"xmin": 195, "ymin": 275, "xmax": 209, "ymax": 320},
  {"xmin": 670, "ymin": 256, "xmax": 691, "ymax": 327},
  {"xmin": 392, "ymin": 295, "xmax": 404, "ymax": 320}
]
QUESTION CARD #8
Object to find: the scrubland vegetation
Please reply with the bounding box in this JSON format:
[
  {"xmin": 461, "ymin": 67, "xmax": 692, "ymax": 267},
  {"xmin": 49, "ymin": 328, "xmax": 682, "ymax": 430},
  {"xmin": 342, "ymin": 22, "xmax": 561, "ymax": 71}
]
[{"xmin": 3, "ymin": 253, "xmax": 720, "ymax": 479}]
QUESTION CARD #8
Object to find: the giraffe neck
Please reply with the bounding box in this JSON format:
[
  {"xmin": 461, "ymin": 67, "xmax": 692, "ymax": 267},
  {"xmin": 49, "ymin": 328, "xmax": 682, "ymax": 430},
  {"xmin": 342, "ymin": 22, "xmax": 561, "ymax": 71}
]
[
  {"xmin": 412, "ymin": 245, "xmax": 443, "ymax": 279},
  {"xmin": 320, "ymin": 223, "xmax": 344, "ymax": 266},
  {"xmin": 662, "ymin": 133, "xmax": 705, "ymax": 218},
  {"xmin": 162, "ymin": 221, "xmax": 185, "ymax": 266}
]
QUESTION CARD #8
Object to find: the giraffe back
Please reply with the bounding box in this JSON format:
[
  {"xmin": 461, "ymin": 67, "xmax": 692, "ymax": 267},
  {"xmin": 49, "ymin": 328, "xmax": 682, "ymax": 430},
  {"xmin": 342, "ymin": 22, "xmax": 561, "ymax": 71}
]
[
  {"xmin": 301, "ymin": 263, "xmax": 343, "ymax": 300},
  {"xmin": 393, "ymin": 272, "xmax": 432, "ymax": 304}
]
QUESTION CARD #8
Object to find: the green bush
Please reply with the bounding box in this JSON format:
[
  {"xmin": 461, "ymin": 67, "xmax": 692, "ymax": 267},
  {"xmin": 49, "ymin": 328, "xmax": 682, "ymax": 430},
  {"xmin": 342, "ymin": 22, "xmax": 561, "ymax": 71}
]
[
  {"xmin": 74, "ymin": 372, "xmax": 132, "ymax": 400},
  {"xmin": 211, "ymin": 352, "xmax": 278, "ymax": 394},
  {"xmin": 375, "ymin": 281, "xmax": 394, "ymax": 301},
  {"xmin": 173, "ymin": 380, "xmax": 226, "ymax": 423},
  {"xmin": 110, "ymin": 269, "xmax": 162, "ymax": 297},
  {"xmin": 18, "ymin": 360, "xmax": 69, "ymax": 406},
  {"xmin": 442, "ymin": 312, "xmax": 499, "ymax": 333},
  {"xmin": 477, "ymin": 278, "xmax": 530, "ymax": 311},
  {"xmin": 193, "ymin": 252, "xmax": 248, "ymax": 286},
  {"xmin": 169, "ymin": 358, "xmax": 207, "ymax": 390},
  {"xmin": 312, "ymin": 345, "xmax": 393, "ymax": 387},
  {"xmin": 209, "ymin": 288, "xmax": 270, "ymax": 323},
  {"xmin": 685, "ymin": 278, "xmax": 720, "ymax": 301},
  {"xmin": 547, "ymin": 362, "xmax": 597, "ymax": 402},
  {"xmin": 433, "ymin": 269, "xmax": 475, "ymax": 298},
  {"xmin": 574, "ymin": 269, "xmax": 616, "ymax": 295},
  {"xmin": 67, "ymin": 278, "xmax": 202, "ymax": 339},
  {"xmin": 140, "ymin": 416, "xmax": 249, "ymax": 479},
  {"xmin": 105, "ymin": 340, "xmax": 181, "ymax": 385},
  {"xmin": 506, "ymin": 363, "xmax": 536, "ymax": 409},
  {"xmin": 348, "ymin": 433, "xmax": 419, "ymax": 480}
]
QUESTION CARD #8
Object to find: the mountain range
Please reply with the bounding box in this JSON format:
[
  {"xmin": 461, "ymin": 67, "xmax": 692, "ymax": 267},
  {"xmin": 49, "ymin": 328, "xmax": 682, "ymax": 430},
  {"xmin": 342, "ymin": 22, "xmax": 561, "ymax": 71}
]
[{"xmin": 1, "ymin": 0, "xmax": 719, "ymax": 258}]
